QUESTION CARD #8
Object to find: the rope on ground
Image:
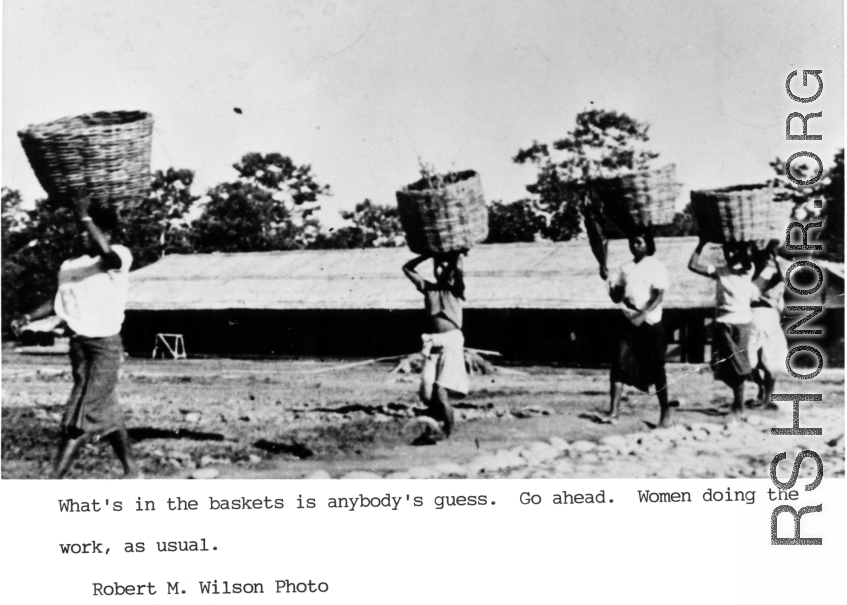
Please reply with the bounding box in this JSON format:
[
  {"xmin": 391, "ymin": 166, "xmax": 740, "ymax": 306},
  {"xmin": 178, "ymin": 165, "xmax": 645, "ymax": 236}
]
[
  {"xmin": 464, "ymin": 347, "xmax": 502, "ymax": 357},
  {"xmin": 298, "ymin": 354, "xmax": 410, "ymax": 375},
  {"xmin": 298, "ymin": 347, "xmax": 526, "ymax": 377}
]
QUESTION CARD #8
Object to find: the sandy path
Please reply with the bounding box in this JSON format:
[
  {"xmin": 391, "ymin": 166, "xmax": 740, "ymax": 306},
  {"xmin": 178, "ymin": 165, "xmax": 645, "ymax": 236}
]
[{"xmin": 2, "ymin": 351, "xmax": 843, "ymax": 480}]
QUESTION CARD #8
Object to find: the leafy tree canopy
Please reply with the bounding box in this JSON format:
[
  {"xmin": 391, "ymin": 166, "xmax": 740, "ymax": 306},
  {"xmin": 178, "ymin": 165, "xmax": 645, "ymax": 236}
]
[
  {"xmin": 191, "ymin": 152, "xmax": 330, "ymax": 253},
  {"xmin": 1, "ymin": 193, "xmax": 77, "ymax": 332},
  {"xmin": 770, "ymin": 149, "xmax": 844, "ymax": 262},
  {"xmin": 485, "ymin": 199, "xmax": 545, "ymax": 244},
  {"xmin": 234, "ymin": 152, "xmax": 329, "ymax": 205},
  {"xmin": 119, "ymin": 168, "xmax": 198, "ymax": 269},
  {"xmin": 311, "ymin": 199, "xmax": 405, "ymax": 249},
  {"xmin": 2, "ymin": 188, "xmax": 27, "ymax": 246},
  {"xmin": 514, "ymin": 109, "xmax": 660, "ymax": 241}
]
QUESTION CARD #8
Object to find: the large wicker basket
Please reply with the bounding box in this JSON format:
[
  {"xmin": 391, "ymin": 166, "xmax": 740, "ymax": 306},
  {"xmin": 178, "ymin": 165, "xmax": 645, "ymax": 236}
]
[
  {"xmin": 590, "ymin": 164, "xmax": 681, "ymax": 237},
  {"xmin": 18, "ymin": 110, "xmax": 154, "ymax": 208},
  {"xmin": 396, "ymin": 170, "xmax": 488, "ymax": 254},
  {"xmin": 690, "ymin": 183, "xmax": 783, "ymax": 243}
]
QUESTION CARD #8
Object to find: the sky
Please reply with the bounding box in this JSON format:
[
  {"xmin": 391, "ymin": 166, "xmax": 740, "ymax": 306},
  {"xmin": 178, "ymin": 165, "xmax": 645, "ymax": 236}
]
[{"xmin": 2, "ymin": 0, "xmax": 844, "ymax": 223}]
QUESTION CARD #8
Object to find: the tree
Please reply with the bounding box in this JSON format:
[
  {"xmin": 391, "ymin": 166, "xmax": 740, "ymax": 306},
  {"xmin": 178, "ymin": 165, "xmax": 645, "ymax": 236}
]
[
  {"xmin": 514, "ymin": 109, "xmax": 660, "ymax": 242},
  {"xmin": 119, "ymin": 168, "xmax": 198, "ymax": 269},
  {"xmin": 1, "ymin": 193, "xmax": 78, "ymax": 334},
  {"xmin": 769, "ymin": 149, "xmax": 844, "ymax": 262},
  {"xmin": 2, "ymin": 188, "xmax": 30, "ymax": 334},
  {"xmin": 652, "ymin": 205, "xmax": 697, "ymax": 238},
  {"xmin": 822, "ymin": 150, "xmax": 844, "ymax": 262},
  {"xmin": 191, "ymin": 152, "xmax": 330, "ymax": 252},
  {"xmin": 311, "ymin": 199, "xmax": 405, "ymax": 249},
  {"xmin": 485, "ymin": 199, "xmax": 545, "ymax": 243},
  {"xmin": 2, "ymin": 188, "xmax": 26, "ymax": 248}
]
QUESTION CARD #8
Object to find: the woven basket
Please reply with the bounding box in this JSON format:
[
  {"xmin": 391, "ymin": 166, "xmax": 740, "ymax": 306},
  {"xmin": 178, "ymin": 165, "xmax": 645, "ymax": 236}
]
[
  {"xmin": 690, "ymin": 184, "xmax": 780, "ymax": 243},
  {"xmin": 18, "ymin": 110, "xmax": 154, "ymax": 208},
  {"xmin": 590, "ymin": 164, "xmax": 681, "ymax": 237},
  {"xmin": 396, "ymin": 170, "xmax": 488, "ymax": 254}
]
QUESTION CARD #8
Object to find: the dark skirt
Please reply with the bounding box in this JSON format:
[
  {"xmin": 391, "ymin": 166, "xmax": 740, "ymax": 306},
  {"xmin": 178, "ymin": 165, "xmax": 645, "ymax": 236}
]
[
  {"xmin": 711, "ymin": 322, "xmax": 752, "ymax": 386},
  {"xmin": 610, "ymin": 319, "xmax": 667, "ymax": 392},
  {"xmin": 62, "ymin": 334, "xmax": 126, "ymax": 439}
]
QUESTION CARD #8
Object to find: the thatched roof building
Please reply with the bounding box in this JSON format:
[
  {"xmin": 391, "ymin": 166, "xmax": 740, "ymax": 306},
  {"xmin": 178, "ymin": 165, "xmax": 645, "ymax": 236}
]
[
  {"xmin": 123, "ymin": 237, "xmax": 843, "ymax": 364},
  {"xmin": 128, "ymin": 237, "xmax": 725, "ymax": 311}
]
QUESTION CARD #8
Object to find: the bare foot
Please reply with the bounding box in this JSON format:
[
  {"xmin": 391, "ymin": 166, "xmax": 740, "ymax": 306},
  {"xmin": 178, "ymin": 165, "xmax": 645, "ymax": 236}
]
[
  {"xmin": 427, "ymin": 400, "xmax": 454, "ymax": 438},
  {"xmin": 123, "ymin": 464, "xmax": 144, "ymax": 479},
  {"xmin": 594, "ymin": 413, "xmax": 619, "ymax": 425},
  {"xmin": 655, "ymin": 420, "xmax": 673, "ymax": 429},
  {"xmin": 404, "ymin": 417, "xmax": 445, "ymax": 445},
  {"xmin": 729, "ymin": 407, "xmax": 747, "ymax": 422}
]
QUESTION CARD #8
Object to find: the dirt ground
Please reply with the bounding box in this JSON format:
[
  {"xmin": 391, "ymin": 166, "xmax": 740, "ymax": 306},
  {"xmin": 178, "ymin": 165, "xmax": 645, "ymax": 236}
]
[{"xmin": 2, "ymin": 347, "xmax": 844, "ymax": 480}]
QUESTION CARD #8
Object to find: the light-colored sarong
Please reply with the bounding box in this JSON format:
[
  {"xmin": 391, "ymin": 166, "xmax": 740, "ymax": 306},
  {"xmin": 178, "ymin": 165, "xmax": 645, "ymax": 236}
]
[
  {"xmin": 748, "ymin": 307, "xmax": 789, "ymax": 373},
  {"xmin": 420, "ymin": 330, "xmax": 469, "ymax": 400}
]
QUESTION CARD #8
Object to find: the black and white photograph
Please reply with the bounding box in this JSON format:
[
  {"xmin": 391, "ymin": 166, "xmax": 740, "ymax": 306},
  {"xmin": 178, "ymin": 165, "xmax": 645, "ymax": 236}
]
[
  {"xmin": 2, "ymin": 2, "xmax": 845, "ymax": 603},
  {"xmin": 2, "ymin": 0, "xmax": 843, "ymax": 483}
]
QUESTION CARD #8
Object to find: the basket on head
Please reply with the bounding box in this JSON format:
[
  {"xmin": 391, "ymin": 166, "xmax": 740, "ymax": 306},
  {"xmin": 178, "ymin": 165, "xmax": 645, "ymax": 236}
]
[
  {"xmin": 17, "ymin": 110, "xmax": 154, "ymax": 209},
  {"xmin": 589, "ymin": 164, "xmax": 681, "ymax": 238},
  {"xmin": 396, "ymin": 170, "xmax": 488, "ymax": 254},
  {"xmin": 690, "ymin": 183, "xmax": 784, "ymax": 243}
]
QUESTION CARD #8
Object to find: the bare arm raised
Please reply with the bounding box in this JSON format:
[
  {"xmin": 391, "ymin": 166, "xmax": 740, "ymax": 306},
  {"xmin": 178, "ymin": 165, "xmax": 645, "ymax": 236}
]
[
  {"xmin": 74, "ymin": 194, "xmax": 122, "ymax": 271},
  {"xmin": 403, "ymin": 254, "xmax": 431, "ymax": 293},
  {"xmin": 688, "ymin": 237, "xmax": 715, "ymax": 278},
  {"xmin": 584, "ymin": 208, "xmax": 609, "ymax": 280}
]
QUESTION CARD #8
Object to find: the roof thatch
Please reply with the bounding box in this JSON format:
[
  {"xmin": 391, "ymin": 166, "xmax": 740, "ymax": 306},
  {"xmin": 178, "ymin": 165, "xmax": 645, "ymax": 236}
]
[{"xmin": 126, "ymin": 237, "xmax": 843, "ymax": 311}]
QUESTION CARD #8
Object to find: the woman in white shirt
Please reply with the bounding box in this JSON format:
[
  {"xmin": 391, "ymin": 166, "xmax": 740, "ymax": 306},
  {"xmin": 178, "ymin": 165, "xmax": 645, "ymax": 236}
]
[
  {"xmin": 12, "ymin": 194, "xmax": 140, "ymax": 479},
  {"xmin": 688, "ymin": 238, "xmax": 757, "ymax": 420},
  {"xmin": 603, "ymin": 230, "xmax": 672, "ymax": 428}
]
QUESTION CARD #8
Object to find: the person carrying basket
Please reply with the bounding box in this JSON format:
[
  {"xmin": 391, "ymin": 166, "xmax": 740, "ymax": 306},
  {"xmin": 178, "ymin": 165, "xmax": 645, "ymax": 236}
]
[
  {"xmin": 599, "ymin": 228, "xmax": 673, "ymax": 427},
  {"xmin": 688, "ymin": 238, "xmax": 758, "ymax": 420},
  {"xmin": 11, "ymin": 194, "xmax": 140, "ymax": 479},
  {"xmin": 403, "ymin": 251, "xmax": 468, "ymax": 437}
]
